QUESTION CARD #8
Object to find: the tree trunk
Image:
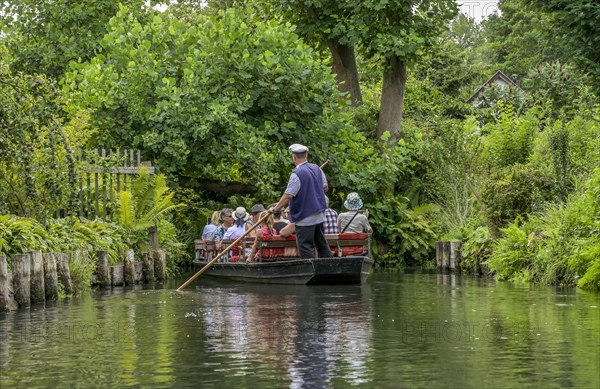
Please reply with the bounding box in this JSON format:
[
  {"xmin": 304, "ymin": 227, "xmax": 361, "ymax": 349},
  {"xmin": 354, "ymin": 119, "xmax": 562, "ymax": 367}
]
[
  {"xmin": 377, "ymin": 56, "xmax": 407, "ymax": 141},
  {"xmin": 327, "ymin": 41, "xmax": 362, "ymax": 106}
]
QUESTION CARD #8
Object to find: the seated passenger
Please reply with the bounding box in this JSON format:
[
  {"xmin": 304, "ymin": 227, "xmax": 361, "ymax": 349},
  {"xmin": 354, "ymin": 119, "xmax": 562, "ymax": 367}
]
[
  {"xmin": 247, "ymin": 203, "xmax": 267, "ymax": 237},
  {"xmin": 224, "ymin": 207, "xmax": 250, "ymax": 240},
  {"xmin": 337, "ymin": 193, "xmax": 372, "ymax": 234},
  {"xmin": 282, "ymin": 207, "xmax": 290, "ymax": 223},
  {"xmin": 268, "ymin": 202, "xmax": 288, "ymax": 234},
  {"xmin": 323, "ymin": 195, "xmax": 339, "ymax": 234},
  {"xmin": 213, "ymin": 208, "xmax": 234, "ymax": 251},
  {"xmin": 202, "ymin": 210, "xmax": 221, "ymax": 241},
  {"xmin": 247, "ymin": 211, "xmax": 276, "ymax": 262}
]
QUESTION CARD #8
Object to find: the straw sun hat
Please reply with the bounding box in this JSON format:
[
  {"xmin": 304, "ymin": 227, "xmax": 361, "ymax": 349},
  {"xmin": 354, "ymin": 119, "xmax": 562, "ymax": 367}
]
[{"xmin": 232, "ymin": 207, "xmax": 249, "ymax": 221}]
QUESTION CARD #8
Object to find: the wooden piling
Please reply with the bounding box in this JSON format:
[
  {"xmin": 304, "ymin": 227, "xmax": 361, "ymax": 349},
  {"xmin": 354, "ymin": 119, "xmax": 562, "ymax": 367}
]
[
  {"xmin": 149, "ymin": 226, "xmax": 159, "ymax": 249},
  {"xmin": 436, "ymin": 241, "xmax": 463, "ymax": 274},
  {"xmin": 56, "ymin": 253, "xmax": 73, "ymax": 295},
  {"xmin": 0, "ymin": 255, "xmax": 18, "ymax": 311},
  {"xmin": 441, "ymin": 242, "xmax": 450, "ymax": 273},
  {"xmin": 12, "ymin": 253, "xmax": 31, "ymax": 306},
  {"xmin": 96, "ymin": 250, "xmax": 111, "ymax": 287},
  {"xmin": 43, "ymin": 252, "xmax": 59, "ymax": 300},
  {"xmin": 142, "ymin": 252, "xmax": 155, "ymax": 283},
  {"xmin": 435, "ymin": 242, "xmax": 443, "ymax": 271},
  {"xmin": 449, "ymin": 241, "xmax": 462, "ymax": 273},
  {"xmin": 29, "ymin": 251, "xmax": 45, "ymax": 303},
  {"xmin": 124, "ymin": 249, "xmax": 135, "ymax": 285},
  {"xmin": 134, "ymin": 261, "xmax": 144, "ymax": 283},
  {"xmin": 153, "ymin": 249, "xmax": 166, "ymax": 282},
  {"xmin": 110, "ymin": 265, "xmax": 124, "ymax": 286}
]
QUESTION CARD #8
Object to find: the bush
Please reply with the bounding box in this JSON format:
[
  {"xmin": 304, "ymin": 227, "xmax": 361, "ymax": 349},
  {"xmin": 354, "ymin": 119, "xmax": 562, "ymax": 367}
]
[
  {"xmin": 486, "ymin": 168, "xmax": 600, "ymax": 289},
  {"xmin": 369, "ymin": 196, "xmax": 438, "ymax": 268},
  {"xmin": 480, "ymin": 164, "xmax": 557, "ymax": 236}
]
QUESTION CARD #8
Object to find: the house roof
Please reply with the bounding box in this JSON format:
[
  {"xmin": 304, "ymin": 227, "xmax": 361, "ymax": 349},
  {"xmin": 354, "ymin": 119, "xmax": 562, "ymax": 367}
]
[{"xmin": 466, "ymin": 70, "xmax": 521, "ymax": 104}]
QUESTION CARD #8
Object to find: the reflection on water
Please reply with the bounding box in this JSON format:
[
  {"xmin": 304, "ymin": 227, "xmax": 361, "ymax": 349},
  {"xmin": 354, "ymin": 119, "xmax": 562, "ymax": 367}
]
[
  {"xmin": 194, "ymin": 282, "xmax": 373, "ymax": 388},
  {"xmin": 0, "ymin": 272, "xmax": 598, "ymax": 388}
]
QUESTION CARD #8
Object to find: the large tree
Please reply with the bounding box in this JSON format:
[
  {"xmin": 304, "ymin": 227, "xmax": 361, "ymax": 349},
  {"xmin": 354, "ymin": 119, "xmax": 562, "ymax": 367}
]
[
  {"xmin": 63, "ymin": 7, "xmax": 405, "ymax": 199},
  {"xmin": 271, "ymin": 0, "xmax": 457, "ymax": 141}
]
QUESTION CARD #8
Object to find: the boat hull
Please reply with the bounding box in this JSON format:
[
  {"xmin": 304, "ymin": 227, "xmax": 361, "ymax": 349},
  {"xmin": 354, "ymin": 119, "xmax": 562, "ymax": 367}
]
[{"xmin": 192, "ymin": 256, "xmax": 373, "ymax": 285}]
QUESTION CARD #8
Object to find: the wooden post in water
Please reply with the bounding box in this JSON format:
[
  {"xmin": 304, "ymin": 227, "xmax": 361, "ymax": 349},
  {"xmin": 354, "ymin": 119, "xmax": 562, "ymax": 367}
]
[
  {"xmin": 111, "ymin": 265, "xmax": 124, "ymax": 286},
  {"xmin": 435, "ymin": 242, "xmax": 443, "ymax": 272},
  {"xmin": 449, "ymin": 241, "xmax": 462, "ymax": 273},
  {"xmin": 29, "ymin": 251, "xmax": 45, "ymax": 303},
  {"xmin": 96, "ymin": 250, "xmax": 111, "ymax": 287},
  {"xmin": 0, "ymin": 255, "xmax": 18, "ymax": 311},
  {"xmin": 56, "ymin": 253, "xmax": 73, "ymax": 295},
  {"xmin": 43, "ymin": 253, "xmax": 59, "ymax": 300},
  {"xmin": 124, "ymin": 249, "xmax": 135, "ymax": 285},
  {"xmin": 436, "ymin": 241, "xmax": 463, "ymax": 274},
  {"xmin": 12, "ymin": 253, "xmax": 31, "ymax": 306},
  {"xmin": 153, "ymin": 249, "xmax": 166, "ymax": 282},
  {"xmin": 142, "ymin": 252, "xmax": 155, "ymax": 283},
  {"xmin": 442, "ymin": 242, "xmax": 451, "ymax": 273}
]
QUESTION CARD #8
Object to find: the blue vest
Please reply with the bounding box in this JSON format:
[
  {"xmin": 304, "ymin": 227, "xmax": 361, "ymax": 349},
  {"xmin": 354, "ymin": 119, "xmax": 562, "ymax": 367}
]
[{"xmin": 290, "ymin": 163, "xmax": 327, "ymax": 222}]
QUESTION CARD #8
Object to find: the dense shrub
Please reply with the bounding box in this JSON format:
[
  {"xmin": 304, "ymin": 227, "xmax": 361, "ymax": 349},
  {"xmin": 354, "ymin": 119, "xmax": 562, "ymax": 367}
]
[
  {"xmin": 480, "ymin": 163, "xmax": 557, "ymax": 236},
  {"xmin": 487, "ymin": 168, "xmax": 600, "ymax": 289}
]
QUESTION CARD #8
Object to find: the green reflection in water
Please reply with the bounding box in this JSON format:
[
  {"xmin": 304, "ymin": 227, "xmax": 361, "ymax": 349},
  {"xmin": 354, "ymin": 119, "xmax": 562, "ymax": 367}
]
[{"xmin": 0, "ymin": 272, "xmax": 598, "ymax": 388}]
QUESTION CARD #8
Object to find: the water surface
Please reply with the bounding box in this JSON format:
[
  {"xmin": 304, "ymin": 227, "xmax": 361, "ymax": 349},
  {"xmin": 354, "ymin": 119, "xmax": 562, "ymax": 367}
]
[{"xmin": 1, "ymin": 271, "xmax": 598, "ymax": 388}]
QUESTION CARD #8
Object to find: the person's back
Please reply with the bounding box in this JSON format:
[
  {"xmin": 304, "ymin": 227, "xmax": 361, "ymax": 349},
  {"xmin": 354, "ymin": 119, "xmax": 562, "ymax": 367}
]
[
  {"xmin": 323, "ymin": 196, "xmax": 339, "ymax": 234},
  {"xmin": 338, "ymin": 211, "xmax": 371, "ymax": 233}
]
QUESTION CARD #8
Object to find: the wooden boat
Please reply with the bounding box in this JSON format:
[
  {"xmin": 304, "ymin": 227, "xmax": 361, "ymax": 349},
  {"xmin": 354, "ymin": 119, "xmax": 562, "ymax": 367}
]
[{"xmin": 193, "ymin": 233, "xmax": 373, "ymax": 285}]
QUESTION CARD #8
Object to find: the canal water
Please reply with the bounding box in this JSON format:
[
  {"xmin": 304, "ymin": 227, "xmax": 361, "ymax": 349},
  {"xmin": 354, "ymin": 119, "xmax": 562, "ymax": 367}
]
[{"xmin": 1, "ymin": 271, "xmax": 598, "ymax": 388}]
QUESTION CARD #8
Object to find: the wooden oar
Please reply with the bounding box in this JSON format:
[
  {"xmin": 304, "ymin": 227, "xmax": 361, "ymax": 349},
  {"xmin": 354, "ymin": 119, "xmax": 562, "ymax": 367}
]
[{"xmin": 176, "ymin": 211, "xmax": 271, "ymax": 291}]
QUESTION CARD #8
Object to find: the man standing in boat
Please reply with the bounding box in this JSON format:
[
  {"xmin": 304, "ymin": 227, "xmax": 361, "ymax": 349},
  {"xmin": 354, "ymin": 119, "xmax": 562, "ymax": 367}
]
[{"xmin": 270, "ymin": 144, "xmax": 333, "ymax": 259}]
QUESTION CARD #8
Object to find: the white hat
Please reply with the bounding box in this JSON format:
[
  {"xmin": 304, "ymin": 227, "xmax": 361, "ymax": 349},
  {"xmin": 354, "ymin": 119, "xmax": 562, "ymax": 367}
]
[
  {"xmin": 232, "ymin": 207, "xmax": 249, "ymax": 221},
  {"xmin": 289, "ymin": 144, "xmax": 308, "ymax": 153}
]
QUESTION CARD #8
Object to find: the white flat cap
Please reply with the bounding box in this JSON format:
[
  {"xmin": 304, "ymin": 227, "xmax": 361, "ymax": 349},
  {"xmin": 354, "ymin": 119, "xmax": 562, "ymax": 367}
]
[{"xmin": 289, "ymin": 143, "xmax": 309, "ymax": 153}]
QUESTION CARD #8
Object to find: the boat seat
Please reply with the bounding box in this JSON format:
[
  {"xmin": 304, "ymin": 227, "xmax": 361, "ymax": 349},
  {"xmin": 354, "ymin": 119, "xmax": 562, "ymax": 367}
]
[{"xmin": 195, "ymin": 233, "xmax": 370, "ymax": 262}]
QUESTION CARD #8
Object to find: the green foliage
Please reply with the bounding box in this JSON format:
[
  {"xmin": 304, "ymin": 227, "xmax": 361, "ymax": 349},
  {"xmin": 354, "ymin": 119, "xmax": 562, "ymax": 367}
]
[
  {"xmin": 0, "ymin": 215, "xmax": 130, "ymax": 293},
  {"xmin": 369, "ymin": 196, "xmax": 438, "ymax": 268},
  {"xmin": 424, "ymin": 117, "xmax": 484, "ymax": 233},
  {"xmin": 529, "ymin": 113, "xmax": 600, "ymax": 199},
  {"xmin": 0, "ymin": 49, "xmax": 95, "ymax": 219},
  {"xmin": 458, "ymin": 223, "xmax": 493, "ymax": 273},
  {"xmin": 116, "ymin": 167, "xmax": 184, "ymax": 274},
  {"xmin": 522, "ymin": 61, "xmax": 596, "ymax": 118},
  {"xmin": 46, "ymin": 217, "xmax": 128, "ymax": 265},
  {"xmin": 487, "ymin": 168, "xmax": 600, "ymax": 289},
  {"xmin": 478, "ymin": 0, "xmax": 569, "ymax": 78},
  {"xmin": 528, "ymin": 0, "xmax": 600, "ymax": 93},
  {"xmin": 480, "ymin": 164, "xmax": 557, "ymax": 236},
  {"xmin": 0, "ymin": 0, "xmax": 152, "ymax": 80},
  {"xmin": 481, "ymin": 104, "xmax": 540, "ymax": 168},
  {"xmin": 0, "ymin": 215, "xmax": 51, "ymax": 254},
  {"xmin": 63, "ymin": 7, "xmax": 342, "ymax": 198},
  {"xmin": 413, "ymin": 13, "xmax": 487, "ymax": 101}
]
